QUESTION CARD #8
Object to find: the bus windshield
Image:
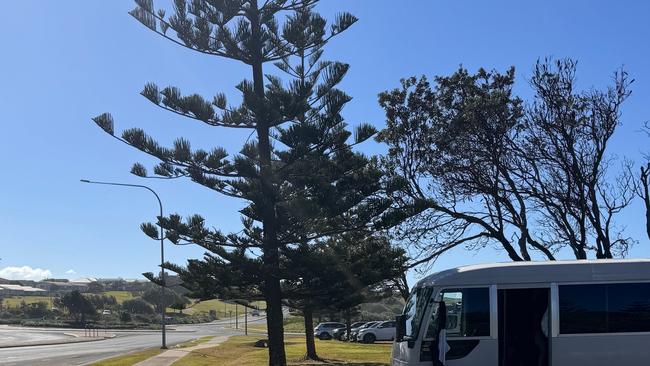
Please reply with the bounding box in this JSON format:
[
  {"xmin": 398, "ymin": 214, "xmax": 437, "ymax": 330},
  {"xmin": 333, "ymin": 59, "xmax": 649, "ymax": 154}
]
[{"xmin": 402, "ymin": 286, "xmax": 433, "ymax": 340}]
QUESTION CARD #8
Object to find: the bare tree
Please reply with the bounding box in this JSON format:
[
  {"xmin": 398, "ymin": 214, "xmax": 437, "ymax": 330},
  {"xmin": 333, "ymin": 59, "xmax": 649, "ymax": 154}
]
[{"xmin": 520, "ymin": 59, "xmax": 634, "ymax": 258}]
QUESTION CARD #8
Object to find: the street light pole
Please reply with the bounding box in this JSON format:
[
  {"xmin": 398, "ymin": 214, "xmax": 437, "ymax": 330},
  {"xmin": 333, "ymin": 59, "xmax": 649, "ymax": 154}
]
[{"xmin": 80, "ymin": 179, "xmax": 167, "ymax": 349}]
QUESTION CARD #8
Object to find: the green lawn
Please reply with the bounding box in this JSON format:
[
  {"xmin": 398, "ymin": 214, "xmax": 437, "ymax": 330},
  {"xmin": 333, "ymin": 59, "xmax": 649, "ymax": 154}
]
[
  {"xmin": 3, "ymin": 296, "xmax": 53, "ymax": 308},
  {"xmin": 87, "ymin": 335, "xmax": 390, "ymax": 366},
  {"xmin": 102, "ymin": 291, "xmax": 135, "ymax": 304},
  {"xmin": 173, "ymin": 336, "xmax": 391, "ymax": 366},
  {"xmin": 185, "ymin": 299, "xmax": 265, "ymax": 318}
]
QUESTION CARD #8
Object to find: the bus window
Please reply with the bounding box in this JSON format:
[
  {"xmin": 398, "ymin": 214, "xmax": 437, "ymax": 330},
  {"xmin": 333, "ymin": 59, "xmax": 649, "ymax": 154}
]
[
  {"xmin": 560, "ymin": 282, "xmax": 650, "ymax": 334},
  {"xmin": 426, "ymin": 288, "xmax": 490, "ymax": 338},
  {"xmin": 402, "ymin": 286, "xmax": 433, "ymax": 340}
]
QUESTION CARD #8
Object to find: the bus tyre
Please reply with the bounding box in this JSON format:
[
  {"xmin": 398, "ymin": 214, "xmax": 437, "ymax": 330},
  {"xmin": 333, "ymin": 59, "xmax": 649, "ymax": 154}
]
[{"xmin": 363, "ymin": 334, "xmax": 375, "ymax": 344}]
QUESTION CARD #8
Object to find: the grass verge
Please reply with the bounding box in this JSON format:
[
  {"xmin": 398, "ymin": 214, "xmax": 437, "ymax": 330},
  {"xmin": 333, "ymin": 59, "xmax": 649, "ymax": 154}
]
[
  {"xmin": 90, "ymin": 348, "xmax": 164, "ymax": 366},
  {"xmin": 89, "ymin": 337, "xmax": 214, "ymax": 366},
  {"xmin": 173, "ymin": 336, "xmax": 391, "ymax": 366}
]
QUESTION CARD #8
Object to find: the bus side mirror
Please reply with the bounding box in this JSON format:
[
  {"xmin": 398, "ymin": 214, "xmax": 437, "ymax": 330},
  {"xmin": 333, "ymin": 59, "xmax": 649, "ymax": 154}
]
[{"xmin": 395, "ymin": 314, "xmax": 406, "ymax": 342}]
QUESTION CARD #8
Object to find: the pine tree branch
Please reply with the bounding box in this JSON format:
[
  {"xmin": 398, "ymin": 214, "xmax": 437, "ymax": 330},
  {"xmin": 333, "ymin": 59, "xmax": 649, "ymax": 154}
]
[
  {"xmin": 130, "ymin": 7, "xmax": 250, "ymax": 63},
  {"xmin": 263, "ymin": 35, "xmax": 337, "ymax": 62},
  {"xmin": 148, "ymin": 100, "xmax": 256, "ymax": 129},
  {"xmin": 261, "ymin": 0, "xmax": 319, "ymax": 12}
]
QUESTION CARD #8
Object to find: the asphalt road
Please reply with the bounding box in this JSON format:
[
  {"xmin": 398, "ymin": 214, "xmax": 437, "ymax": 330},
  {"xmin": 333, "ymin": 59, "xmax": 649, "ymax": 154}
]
[
  {"xmin": 0, "ymin": 315, "xmax": 268, "ymax": 366},
  {"xmin": 0, "ymin": 327, "xmax": 72, "ymax": 347}
]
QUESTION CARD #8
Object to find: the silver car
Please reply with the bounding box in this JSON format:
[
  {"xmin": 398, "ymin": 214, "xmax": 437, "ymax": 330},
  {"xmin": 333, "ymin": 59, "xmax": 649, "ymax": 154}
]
[{"xmin": 313, "ymin": 322, "xmax": 345, "ymax": 340}]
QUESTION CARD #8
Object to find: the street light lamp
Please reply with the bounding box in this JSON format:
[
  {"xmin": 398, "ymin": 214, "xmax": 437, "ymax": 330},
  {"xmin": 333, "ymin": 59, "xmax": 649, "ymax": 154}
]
[{"xmin": 80, "ymin": 179, "xmax": 168, "ymax": 349}]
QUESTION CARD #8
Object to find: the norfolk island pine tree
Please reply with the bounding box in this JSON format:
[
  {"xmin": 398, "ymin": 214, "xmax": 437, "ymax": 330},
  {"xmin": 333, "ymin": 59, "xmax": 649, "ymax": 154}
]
[{"xmin": 90, "ymin": 1, "xmax": 388, "ymax": 365}]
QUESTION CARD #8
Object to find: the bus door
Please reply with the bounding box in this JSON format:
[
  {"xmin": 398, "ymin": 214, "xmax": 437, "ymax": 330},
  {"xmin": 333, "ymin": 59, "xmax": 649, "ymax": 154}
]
[
  {"xmin": 420, "ymin": 287, "xmax": 498, "ymax": 365},
  {"xmin": 498, "ymin": 287, "xmax": 550, "ymax": 366}
]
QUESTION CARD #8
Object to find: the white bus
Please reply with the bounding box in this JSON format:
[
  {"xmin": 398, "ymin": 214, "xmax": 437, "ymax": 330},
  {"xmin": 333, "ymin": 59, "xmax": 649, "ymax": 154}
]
[{"xmin": 392, "ymin": 259, "xmax": 650, "ymax": 366}]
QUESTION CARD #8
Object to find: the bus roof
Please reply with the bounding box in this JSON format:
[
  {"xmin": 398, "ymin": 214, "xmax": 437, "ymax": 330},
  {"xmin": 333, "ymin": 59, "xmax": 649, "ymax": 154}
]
[{"xmin": 415, "ymin": 259, "xmax": 650, "ymax": 288}]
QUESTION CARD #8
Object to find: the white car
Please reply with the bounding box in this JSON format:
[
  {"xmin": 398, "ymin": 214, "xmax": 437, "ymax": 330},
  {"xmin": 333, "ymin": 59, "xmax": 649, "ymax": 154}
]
[
  {"xmin": 357, "ymin": 320, "xmax": 396, "ymax": 343},
  {"xmin": 314, "ymin": 322, "xmax": 345, "ymax": 340}
]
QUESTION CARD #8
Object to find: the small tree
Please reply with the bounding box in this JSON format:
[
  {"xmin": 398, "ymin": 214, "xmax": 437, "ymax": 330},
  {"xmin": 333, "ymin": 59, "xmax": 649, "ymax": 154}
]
[
  {"xmin": 122, "ymin": 298, "xmax": 155, "ymax": 315},
  {"xmin": 58, "ymin": 291, "xmax": 96, "ymax": 323},
  {"xmin": 24, "ymin": 302, "xmax": 49, "ymax": 319},
  {"xmin": 170, "ymin": 297, "xmax": 190, "ymax": 314},
  {"xmin": 120, "ymin": 311, "xmax": 133, "ymax": 322},
  {"xmin": 283, "ymin": 232, "xmax": 406, "ymax": 359},
  {"xmin": 142, "ymin": 288, "xmax": 187, "ymax": 313},
  {"xmin": 87, "ymin": 294, "xmax": 118, "ymax": 310},
  {"xmin": 87, "ymin": 282, "xmax": 105, "ymax": 293},
  {"xmin": 322, "ymin": 233, "xmax": 406, "ymax": 337}
]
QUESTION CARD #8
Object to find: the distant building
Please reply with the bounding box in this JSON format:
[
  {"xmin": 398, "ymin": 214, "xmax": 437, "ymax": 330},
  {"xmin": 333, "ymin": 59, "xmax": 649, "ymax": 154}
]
[
  {"xmin": 0, "ymin": 284, "xmax": 47, "ymax": 296},
  {"xmin": 36, "ymin": 280, "xmax": 89, "ymax": 293}
]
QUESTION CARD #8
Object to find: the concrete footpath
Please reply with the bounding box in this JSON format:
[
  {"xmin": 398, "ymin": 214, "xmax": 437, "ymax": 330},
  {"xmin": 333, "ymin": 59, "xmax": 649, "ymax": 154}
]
[{"xmin": 134, "ymin": 336, "xmax": 229, "ymax": 366}]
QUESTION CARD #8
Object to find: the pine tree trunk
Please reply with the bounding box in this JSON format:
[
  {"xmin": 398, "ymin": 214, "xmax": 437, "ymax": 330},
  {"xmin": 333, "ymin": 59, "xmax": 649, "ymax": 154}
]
[
  {"xmin": 249, "ymin": 2, "xmax": 286, "ymax": 364},
  {"xmin": 303, "ymin": 307, "xmax": 318, "ymax": 360},
  {"xmin": 265, "ymin": 276, "xmax": 286, "ymax": 366}
]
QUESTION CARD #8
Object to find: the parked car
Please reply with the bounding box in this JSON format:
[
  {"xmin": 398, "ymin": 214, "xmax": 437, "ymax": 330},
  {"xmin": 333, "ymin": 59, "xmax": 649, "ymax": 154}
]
[
  {"xmin": 314, "ymin": 322, "xmax": 345, "ymax": 340},
  {"xmin": 332, "ymin": 322, "xmax": 367, "ymax": 341},
  {"xmin": 357, "ymin": 320, "xmax": 396, "ymax": 343},
  {"xmin": 101, "ymin": 309, "xmax": 112, "ymax": 315},
  {"xmin": 349, "ymin": 321, "xmax": 379, "ymax": 342},
  {"xmin": 251, "ymin": 309, "xmax": 260, "ymax": 316}
]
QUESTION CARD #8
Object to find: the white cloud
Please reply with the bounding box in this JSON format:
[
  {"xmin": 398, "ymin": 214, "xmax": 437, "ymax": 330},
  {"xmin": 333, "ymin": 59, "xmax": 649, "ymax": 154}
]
[
  {"xmin": 65, "ymin": 269, "xmax": 77, "ymax": 275},
  {"xmin": 0, "ymin": 266, "xmax": 53, "ymax": 281}
]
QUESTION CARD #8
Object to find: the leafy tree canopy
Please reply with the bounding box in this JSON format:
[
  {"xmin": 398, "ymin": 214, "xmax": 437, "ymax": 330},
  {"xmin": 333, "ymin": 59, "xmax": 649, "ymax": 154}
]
[{"xmin": 378, "ymin": 59, "xmax": 634, "ymax": 268}]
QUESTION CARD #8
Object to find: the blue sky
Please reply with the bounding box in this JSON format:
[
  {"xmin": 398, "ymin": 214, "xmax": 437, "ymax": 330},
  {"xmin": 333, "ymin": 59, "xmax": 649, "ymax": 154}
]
[{"xmin": 1, "ymin": 1, "xmax": 649, "ymax": 283}]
